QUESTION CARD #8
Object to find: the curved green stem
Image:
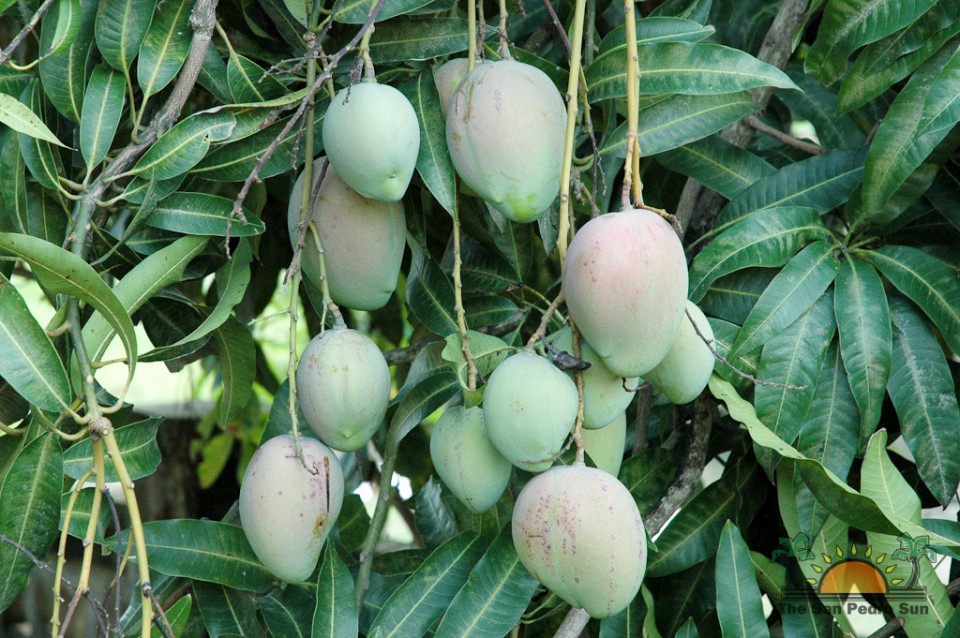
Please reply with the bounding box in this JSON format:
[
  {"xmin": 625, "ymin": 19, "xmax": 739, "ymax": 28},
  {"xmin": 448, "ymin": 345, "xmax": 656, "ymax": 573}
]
[
  {"xmin": 620, "ymin": 0, "xmax": 640, "ymax": 210},
  {"xmin": 467, "ymin": 0, "xmax": 477, "ymax": 71}
]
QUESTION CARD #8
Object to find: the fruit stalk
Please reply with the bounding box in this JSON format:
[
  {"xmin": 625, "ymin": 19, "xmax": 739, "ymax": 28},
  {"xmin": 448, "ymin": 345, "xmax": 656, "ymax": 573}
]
[
  {"xmin": 50, "ymin": 469, "xmax": 93, "ymax": 638},
  {"xmin": 557, "ymin": 0, "xmax": 588, "ymax": 262},
  {"xmin": 569, "ymin": 323, "xmax": 587, "ymax": 463},
  {"xmin": 497, "ymin": 0, "xmax": 510, "ymax": 57},
  {"xmin": 467, "ymin": 0, "xmax": 477, "ymax": 71},
  {"xmin": 452, "ymin": 200, "xmax": 479, "ymax": 391},
  {"xmin": 620, "ymin": 0, "xmax": 642, "ymax": 209}
]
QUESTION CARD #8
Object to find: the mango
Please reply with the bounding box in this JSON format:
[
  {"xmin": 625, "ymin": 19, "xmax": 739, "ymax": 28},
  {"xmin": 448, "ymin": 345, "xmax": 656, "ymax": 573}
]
[
  {"xmin": 483, "ymin": 350, "xmax": 578, "ymax": 472},
  {"xmin": 430, "ymin": 405, "xmax": 512, "ymax": 512},
  {"xmin": 645, "ymin": 302, "xmax": 714, "ymax": 404},
  {"xmin": 581, "ymin": 412, "xmax": 626, "ymax": 477},
  {"xmin": 562, "ymin": 210, "xmax": 688, "ymax": 377},
  {"xmin": 446, "ymin": 60, "xmax": 566, "ymax": 223},
  {"xmin": 433, "ymin": 58, "xmax": 471, "ymax": 117},
  {"xmin": 288, "ymin": 160, "xmax": 405, "ymax": 311},
  {"xmin": 551, "ymin": 327, "xmax": 638, "ymax": 429},
  {"xmin": 239, "ymin": 434, "xmax": 344, "ymax": 583},
  {"xmin": 322, "ymin": 81, "xmax": 419, "ymax": 201},
  {"xmin": 512, "ymin": 464, "xmax": 647, "ymax": 618},
  {"xmin": 296, "ymin": 327, "xmax": 391, "ymax": 452}
]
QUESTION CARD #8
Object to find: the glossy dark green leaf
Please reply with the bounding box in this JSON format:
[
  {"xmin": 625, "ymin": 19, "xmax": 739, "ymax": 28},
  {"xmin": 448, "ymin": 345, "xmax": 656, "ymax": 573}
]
[
  {"xmin": 778, "ymin": 68, "xmax": 865, "ymax": 150},
  {"xmin": 256, "ymin": 0, "xmax": 307, "ymax": 48},
  {"xmin": 25, "ymin": 184, "xmax": 66, "ymax": 246},
  {"xmin": 213, "ymin": 315, "xmax": 256, "ymax": 425},
  {"xmin": 0, "ymin": 274, "xmax": 71, "ymax": 411},
  {"xmin": 227, "ymin": 54, "xmax": 285, "ymax": 103},
  {"xmin": 456, "ymin": 239, "xmax": 517, "ymax": 293},
  {"xmin": 598, "ymin": 594, "xmax": 645, "ymax": 638},
  {"xmin": 137, "ymin": 0, "xmax": 192, "ymax": 97},
  {"xmin": 38, "ymin": 0, "xmax": 96, "ymax": 121},
  {"xmin": 805, "ymin": 0, "xmax": 937, "ymax": 85},
  {"xmin": 337, "ymin": 494, "xmax": 370, "ymax": 551},
  {"xmin": 407, "ymin": 243, "xmax": 458, "ymax": 336},
  {"xmin": 731, "ymin": 241, "xmax": 839, "ymax": 356},
  {"xmin": 441, "ymin": 330, "xmax": 511, "ymax": 391},
  {"xmin": 887, "ymin": 296, "xmax": 960, "ymax": 506},
  {"xmin": 368, "ymin": 18, "xmax": 472, "ymax": 62},
  {"xmin": 435, "ymin": 526, "xmax": 540, "ymax": 638},
  {"xmin": 619, "ymin": 448, "xmax": 677, "ymax": 517},
  {"xmin": 44, "ymin": 0, "xmax": 82, "ymax": 58},
  {"xmin": 715, "ymin": 521, "xmax": 769, "ymax": 638},
  {"xmin": 335, "ymin": 0, "xmax": 435, "ymax": 23},
  {"xmin": 688, "ymin": 207, "xmax": 831, "ymax": 302},
  {"xmin": 257, "ymin": 587, "xmax": 314, "ymax": 638},
  {"xmin": 400, "ymin": 71, "xmax": 455, "ymax": 215},
  {"xmin": 601, "ymin": 92, "xmax": 757, "ymax": 158},
  {"xmin": 370, "ymin": 531, "xmax": 488, "ymax": 637},
  {"xmin": 834, "ymin": 257, "xmax": 891, "ymax": 445},
  {"xmin": 699, "ymin": 268, "xmax": 777, "ymax": 326},
  {"xmin": 80, "ymin": 65, "xmax": 126, "ymax": 169},
  {"xmin": 710, "ymin": 318, "xmax": 761, "ymax": 394},
  {"xmin": 148, "ymin": 192, "xmax": 263, "ymax": 236},
  {"xmin": 388, "ymin": 370, "xmax": 459, "ymax": 445},
  {"xmin": 17, "ymin": 82, "xmax": 65, "ymax": 190},
  {"xmin": 415, "ymin": 477, "xmax": 459, "ymax": 548},
  {"xmin": 95, "ymin": 0, "xmax": 157, "ymax": 71},
  {"xmin": 152, "ymin": 594, "xmax": 192, "ymax": 638},
  {"xmin": 63, "ymin": 418, "xmax": 162, "ymax": 482},
  {"xmin": 0, "ymin": 434, "xmax": 62, "ymax": 612},
  {"xmin": 312, "ymin": 545, "xmax": 358, "ymax": 638},
  {"xmin": 129, "ymin": 112, "xmax": 237, "ymax": 179},
  {"xmin": 586, "ymin": 41, "xmax": 797, "ymax": 102},
  {"xmin": 781, "ymin": 581, "xmax": 842, "ymax": 638},
  {"xmin": 866, "ymin": 244, "xmax": 960, "ymax": 356},
  {"xmin": 60, "ymin": 487, "xmax": 111, "ymax": 543},
  {"xmin": 194, "ymin": 581, "xmax": 267, "ymax": 637},
  {"xmin": 656, "ymin": 134, "xmax": 775, "ymax": 198},
  {"xmin": 198, "ymin": 44, "xmax": 233, "ymax": 103},
  {"xmin": 0, "ymin": 130, "xmax": 28, "ymax": 234}
]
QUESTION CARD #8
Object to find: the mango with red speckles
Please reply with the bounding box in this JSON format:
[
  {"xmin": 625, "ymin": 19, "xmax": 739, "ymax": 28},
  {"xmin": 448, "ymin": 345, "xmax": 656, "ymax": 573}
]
[
  {"xmin": 239, "ymin": 434, "xmax": 344, "ymax": 583},
  {"xmin": 446, "ymin": 60, "xmax": 566, "ymax": 223},
  {"xmin": 645, "ymin": 301, "xmax": 714, "ymax": 404},
  {"xmin": 562, "ymin": 210, "xmax": 688, "ymax": 378},
  {"xmin": 430, "ymin": 405, "xmax": 512, "ymax": 512},
  {"xmin": 296, "ymin": 327, "xmax": 391, "ymax": 452},
  {"xmin": 512, "ymin": 464, "xmax": 646, "ymax": 618}
]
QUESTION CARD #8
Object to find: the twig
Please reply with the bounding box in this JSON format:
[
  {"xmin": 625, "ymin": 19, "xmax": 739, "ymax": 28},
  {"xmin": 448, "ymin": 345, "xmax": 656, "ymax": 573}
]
[
  {"xmin": 452, "ymin": 201, "xmax": 479, "ymax": 391},
  {"xmin": 866, "ymin": 618, "xmax": 904, "ymax": 638},
  {"xmin": 526, "ymin": 292, "xmax": 565, "ymax": 347},
  {"xmin": 743, "ymin": 115, "xmax": 825, "ymax": 155},
  {"xmin": 0, "ymin": 0, "xmax": 58, "ymax": 67},
  {"xmin": 143, "ymin": 583, "xmax": 175, "ymax": 638},
  {"xmin": 554, "ymin": 608, "xmax": 590, "ymax": 637},
  {"xmin": 570, "ymin": 322, "xmax": 586, "ymax": 463},
  {"xmin": 102, "ymin": 488, "xmax": 124, "ymax": 637}
]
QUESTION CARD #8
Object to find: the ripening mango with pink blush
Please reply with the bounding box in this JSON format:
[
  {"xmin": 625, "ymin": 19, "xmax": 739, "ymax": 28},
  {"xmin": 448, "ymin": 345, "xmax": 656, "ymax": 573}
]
[{"xmin": 562, "ymin": 210, "xmax": 688, "ymax": 378}]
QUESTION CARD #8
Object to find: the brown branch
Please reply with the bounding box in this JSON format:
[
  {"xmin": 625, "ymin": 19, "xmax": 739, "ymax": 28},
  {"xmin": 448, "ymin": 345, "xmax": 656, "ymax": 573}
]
[
  {"xmin": 526, "ymin": 292, "xmax": 565, "ymax": 347},
  {"xmin": 0, "ymin": 0, "xmax": 58, "ymax": 67},
  {"xmin": 553, "ymin": 607, "xmax": 590, "ymax": 637},
  {"xmin": 632, "ymin": 383, "xmax": 652, "ymax": 455},
  {"xmin": 744, "ymin": 115, "xmax": 825, "ymax": 155}
]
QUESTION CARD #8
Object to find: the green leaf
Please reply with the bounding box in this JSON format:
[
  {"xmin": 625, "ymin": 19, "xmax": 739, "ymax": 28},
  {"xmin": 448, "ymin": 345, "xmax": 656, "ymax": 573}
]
[
  {"xmin": 716, "ymin": 150, "xmax": 866, "ymax": 228},
  {"xmin": 370, "ymin": 531, "xmax": 488, "ymax": 637},
  {"xmin": 731, "ymin": 242, "xmax": 839, "ymax": 357},
  {"xmin": 257, "ymin": 587, "xmax": 313, "ymax": 638},
  {"xmin": 399, "ymin": 71, "xmax": 456, "ymax": 216},
  {"xmin": 0, "ymin": 434, "xmax": 63, "ymax": 612},
  {"xmin": 226, "ymin": 55, "xmax": 286, "ymax": 103},
  {"xmin": 441, "ymin": 331, "xmax": 511, "ymax": 392},
  {"xmin": 656, "ymin": 135, "xmax": 775, "ymax": 198},
  {"xmin": 137, "ymin": 0, "xmax": 192, "ymax": 97},
  {"xmin": 388, "ymin": 371, "xmax": 460, "ymax": 445},
  {"xmin": 887, "ymin": 296, "xmax": 960, "ymax": 506},
  {"xmin": 778, "ymin": 68, "xmax": 865, "ymax": 150},
  {"xmin": 44, "ymin": 0, "xmax": 82, "ymax": 58},
  {"xmin": 0, "ymin": 274, "xmax": 71, "ymax": 411},
  {"xmin": 406, "ymin": 242, "xmax": 458, "ymax": 336},
  {"xmin": 194, "ymin": 581, "xmax": 267, "ymax": 637},
  {"xmin": 435, "ymin": 525, "xmax": 540, "ymax": 638},
  {"xmin": 601, "ymin": 92, "xmax": 757, "ymax": 158},
  {"xmin": 865, "ymin": 244, "xmax": 960, "ymax": 356},
  {"xmin": 710, "ymin": 318, "xmax": 761, "ymax": 393},
  {"xmin": 599, "ymin": 594, "xmax": 645, "ymax": 638},
  {"xmin": 148, "ymin": 192, "xmax": 263, "ymax": 236},
  {"xmin": 130, "ymin": 112, "xmax": 237, "ymax": 179},
  {"xmin": 834, "ymin": 256, "xmax": 891, "ymax": 445},
  {"xmin": 0, "ymin": 92, "xmax": 69, "ymax": 148},
  {"xmin": 699, "ymin": 268, "xmax": 777, "ymax": 326},
  {"xmin": 152, "ymin": 594, "xmax": 192, "ymax": 638},
  {"xmin": 456, "ymin": 239, "xmax": 518, "ymax": 293},
  {"xmin": 95, "ymin": 0, "xmax": 157, "ymax": 71},
  {"xmin": 0, "ymin": 130, "xmax": 28, "ymax": 234},
  {"xmin": 38, "ymin": 0, "xmax": 96, "ymax": 122},
  {"xmin": 115, "ymin": 519, "xmax": 275, "ymax": 591},
  {"xmin": 312, "ymin": 545, "xmax": 358, "ymax": 638},
  {"xmin": 805, "ymin": 0, "xmax": 938, "ymax": 85},
  {"xmin": 715, "ymin": 521, "xmax": 769, "ymax": 638},
  {"xmin": 17, "ymin": 82, "xmax": 66, "ymax": 190},
  {"xmin": 415, "ymin": 478, "xmax": 460, "ymax": 548},
  {"xmin": 80, "ymin": 65, "xmax": 126, "ymax": 169},
  {"xmin": 337, "ymin": 494, "xmax": 371, "ymax": 552},
  {"xmin": 63, "ymin": 418, "xmax": 162, "ymax": 482},
  {"xmin": 586, "ymin": 41, "xmax": 797, "ymax": 103},
  {"xmin": 0, "ymin": 233, "xmax": 138, "ymax": 376},
  {"xmin": 367, "ymin": 18, "xmax": 473, "ymax": 63},
  {"xmin": 618, "ymin": 448, "xmax": 678, "ymax": 517},
  {"xmin": 335, "ymin": 0, "xmax": 436, "ymax": 23},
  {"xmin": 213, "ymin": 315, "xmax": 256, "ymax": 425},
  {"xmin": 688, "ymin": 207, "xmax": 831, "ymax": 302}
]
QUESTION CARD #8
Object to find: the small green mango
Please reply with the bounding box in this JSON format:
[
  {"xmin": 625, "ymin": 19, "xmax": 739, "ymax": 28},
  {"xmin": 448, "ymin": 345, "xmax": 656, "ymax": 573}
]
[
  {"xmin": 483, "ymin": 350, "xmax": 578, "ymax": 472},
  {"xmin": 562, "ymin": 210, "xmax": 688, "ymax": 377},
  {"xmin": 446, "ymin": 60, "xmax": 565, "ymax": 223},
  {"xmin": 430, "ymin": 405, "xmax": 512, "ymax": 513},
  {"xmin": 551, "ymin": 327, "xmax": 638, "ymax": 429},
  {"xmin": 239, "ymin": 434, "xmax": 344, "ymax": 583},
  {"xmin": 645, "ymin": 301, "xmax": 714, "ymax": 404},
  {"xmin": 288, "ymin": 160, "xmax": 405, "ymax": 311},
  {"xmin": 322, "ymin": 82, "xmax": 419, "ymax": 201},
  {"xmin": 512, "ymin": 464, "xmax": 647, "ymax": 618},
  {"xmin": 581, "ymin": 412, "xmax": 626, "ymax": 477},
  {"xmin": 296, "ymin": 327, "xmax": 391, "ymax": 452}
]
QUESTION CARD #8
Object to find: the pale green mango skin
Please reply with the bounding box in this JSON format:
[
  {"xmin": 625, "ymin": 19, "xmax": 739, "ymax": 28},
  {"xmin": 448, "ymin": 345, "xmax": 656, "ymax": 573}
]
[
  {"xmin": 430, "ymin": 406, "xmax": 512, "ymax": 513},
  {"xmin": 296, "ymin": 328, "xmax": 391, "ymax": 452},
  {"xmin": 239, "ymin": 434, "xmax": 344, "ymax": 583},
  {"xmin": 288, "ymin": 160, "xmax": 405, "ymax": 311},
  {"xmin": 562, "ymin": 210, "xmax": 688, "ymax": 378},
  {"xmin": 322, "ymin": 82, "xmax": 419, "ymax": 201},
  {"xmin": 433, "ymin": 58, "xmax": 471, "ymax": 118},
  {"xmin": 446, "ymin": 60, "xmax": 565, "ymax": 223},
  {"xmin": 581, "ymin": 412, "xmax": 626, "ymax": 477},
  {"xmin": 551, "ymin": 327, "xmax": 638, "ymax": 429},
  {"xmin": 483, "ymin": 351, "xmax": 578, "ymax": 472},
  {"xmin": 512, "ymin": 464, "xmax": 647, "ymax": 618},
  {"xmin": 645, "ymin": 301, "xmax": 714, "ymax": 404}
]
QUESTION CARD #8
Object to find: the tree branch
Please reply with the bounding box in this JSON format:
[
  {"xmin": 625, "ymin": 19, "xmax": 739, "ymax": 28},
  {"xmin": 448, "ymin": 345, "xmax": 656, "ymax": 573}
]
[
  {"xmin": 0, "ymin": 0, "xmax": 58, "ymax": 67},
  {"xmin": 744, "ymin": 114, "xmax": 825, "ymax": 155},
  {"xmin": 554, "ymin": 608, "xmax": 590, "ymax": 637}
]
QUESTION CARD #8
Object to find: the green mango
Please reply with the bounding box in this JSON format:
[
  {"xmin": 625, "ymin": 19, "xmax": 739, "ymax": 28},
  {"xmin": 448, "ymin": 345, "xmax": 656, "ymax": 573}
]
[
  {"xmin": 563, "ymin": 210, "xmax": 688, "ymax": 377},
  {"xmin": 446, "ymin": 60, "xmax": 565, "ymax": 223},
  {"xmin": 581, "ymin": 412, "xmax": 626, "ymax": 477},
  {"xmin": 239, "ymin": 434, "xmax": 344, "ymax": 583},
  {"xmin": 645, "ymin": 301, "xmax": 715, "ymax": 404},
  {"xmin": 483, "ymin": 350, "xmax": 578, "ymax": 472},
  {"xmin": 430, "ymin": 405, "xmax": 512, "ymax": 513},
  {"xmin": 288, "ymin": 159, "xmax": 405, "ymax": 311},
  {"xmin": 296, "ymin": 327, "xmax": 391, "ymax": 452},
  {"xmin": 512, "ymin": 464, "xmax": 647, "ymax": 618},
  {"xmin": 322, "ymin": 81, "xmax": 419, "ymax": 201},
  {"xmin": 433, "ymin": 57, "xmax": 471, "ymax": 117}
]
